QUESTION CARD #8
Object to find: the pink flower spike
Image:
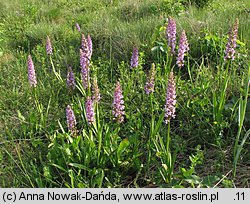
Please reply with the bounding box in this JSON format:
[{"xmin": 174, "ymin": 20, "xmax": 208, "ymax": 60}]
[
  {"xmin": 27, "ymin": 55, "xmax": 37, "ymax": 87},
  {"xmin": 46, "ymin": 36, "xmax": 53, "ymax": 55},
  {"xmin": 92, "ymin": 77, "xmax": 101, "ymax": 103},
  {"xmin": 85, "ymin": 96, "xmax": 95, "ymax": 125},
  {"xmin": 80, "ymin": 49, "xmax": 90, "ymax": 89},
  {"xmin": 130, "ymin": 47, "xmax": 139, "ymax": 68},
  {"xmin": 87, "ymin": 34, "xmax": 93, "ymax": 59},
  {"xmin": 164, "ymin": 72, "xmax": 176, "ymax": 124},
  {"xmin": 176, "ymin": 30, "xmax": 189, "ymax": 68},
  {"xmin": 144, "ymin": 63, "xmax": 156, "ymax": 94},
  {"xmin": 224, "ymin": 18, "xmax": 239, "ymax": 60},
  {"xmin": 66, "ymin": 105, "xmax": 77, "ymax": 134},
  {"xmin": 166, "ymin": 17, "xmax": 177, "ymax": 54},
  {"xmin": 66, "ymin": 66, "xmax": 76, "ymax": 91},
  {"xmin": 76, "ymin": 23, "xmax": 81, "ymax": 32},
  {"xmin": 112, "ymin": 81, "xmax": 125, "ymax": 123}
]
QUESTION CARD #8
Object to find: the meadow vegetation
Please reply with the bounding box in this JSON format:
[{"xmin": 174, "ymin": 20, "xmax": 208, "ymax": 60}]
[{"xmin": 0, "ymin": 0, "xmax": 249, "ymax": 187}]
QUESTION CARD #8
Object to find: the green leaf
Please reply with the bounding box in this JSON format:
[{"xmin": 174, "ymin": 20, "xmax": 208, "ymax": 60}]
[
  {"xmin": 151, "ymin": 46, "xmax": 161, "ymax": 52},
  {"xmin": 65, "ymin": 148, "xmax": 71, "ymax": 156},
  {"xmin": 152, "ymin": 111, "xmax": 165, "ymax": 136},
  {"xmin": 159, "ymin": 26, "xmax": 166, "ymax": 32},
  {"xmin": 17, "ymin": 110, "xmax": 25, "ymax": 121},
  {"xmin": 117, "ymin": 138, "xmax": 129, "ymax": 161},
  {"xmin": 50, "ymin": 163, "xmax": 67, "ymax": 172},
  {"xmin": 68, "ymin": 163, "xmax": 90, "ymax": 171},
  {"xmin": 201, "ymin": 175, "xmax": 220, "ymax": 187},
  {"xmin": 93, "ymin": 169, "xmax": 104, "ymax": 188},
  {"xmin": 185, "ymin": 175, "xmax": 201, "ymax": 185},
  {"xmin": 0, "ymin": 152, "xmax": 3, "ymax": 162}
]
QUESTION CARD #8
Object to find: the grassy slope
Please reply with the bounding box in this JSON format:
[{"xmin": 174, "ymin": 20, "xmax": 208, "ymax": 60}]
[{"xmin": 0, "ymin": 0, "xmax": 249, "ymax": 187}]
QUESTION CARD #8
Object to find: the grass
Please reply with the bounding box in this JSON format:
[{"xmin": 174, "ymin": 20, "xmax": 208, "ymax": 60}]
[{"xmin": 0, "ymin": 0, "xmax": 249, "ymax": 187}]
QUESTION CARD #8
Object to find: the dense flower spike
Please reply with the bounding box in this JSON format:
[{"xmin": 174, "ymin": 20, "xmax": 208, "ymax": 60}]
[
  {"xmin": 144, "ymin": 63, "xmax": 156, "ymax": 94},
  {"xmin": 85, "ymin": 96, "xmax": 95, "ymax": 125},
  {"xmin": 27, "ymin": 54, "xmax": 37, "ymax": 87},
  {"xmin": 112, "ymin": 81, "xmax": 125, "ymax": 123},
  {"xmin": 80, "ymin": 49, "xmax": 90, "ymax": 89},
  {"xmin": 66, "ymin": 105, "xmax": 77, "ymax": 134},
  {"xmin": 164, "ymin": 72, "xmax": 176, "ymax": 124},
  {"xmin": 87, "ymin": 34, "xmax": 93, "ymax": 59},
  {"xmin": 80, "ymin": 48, "xmax": 87, "ymax": 68},
  {"xmin": 224, "ymin": 18, "xmax": 239, "ymax": 60},
  {"xmin": 75, "ymin": 23, "xmax": 81, "ymax": 32},
  {"xmin": 92, "ymin": 77, "xmax": 101, "ymax": 103},
  {"xmin": 176, "ymin": 30, "xmax": 189, "ymax": 68},
  {"xmin": 46, "ymin": 36, "xmax": 53, "ymax": 55},
  {"xmin": 130, "ymin": 47, "xmax": 139, "ymax": 68},
  {"xmin": 166, "ymin": 17, "xmax": 177, "ymax": 54},
  {"xmin": 66, "ymin": 66, "xmax": 76, "ymax": 91},
  {"xmin": 80, "ymin": 34, "xmax": 92, "ymax": 89},
  {"xmin": 81, "ymin": 33, "xmax": 91, "ymax": 61}
]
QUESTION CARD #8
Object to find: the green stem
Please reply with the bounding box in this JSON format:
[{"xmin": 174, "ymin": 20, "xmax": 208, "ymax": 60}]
[
  {"xmin": 216, "ymin": 61, "xmax": 230, "ymax": 125},
  {"xmin": 109, "ymin": 36, "xmax": 113, "ymax": 83},
  {"xmin": 225, "ymin": 60, "xmax": 230, "ymax": 75},
  {"xmin": 147, "ymin": 93, "xmax": 154, "ymax": 171},
  {"xmin": 233, "ymin": 64, "xmax": 250, "ymax": 177},
  {"xmin": 97, "ymin": 132, "xmax": 102, "ymax": 166},
  {"xmin": 166, "ymin": 121, "xmax": 172, "ymax": 183},
  {"xmin": 165, "ymin": 51, "xmax": 169, "ymax": 74},
  {"xmin": 177, "ymin": 67, "xmax": 181, "ymax": 85},
  {"xmin": 168, "ymin": 54, "xmax": 173, "ymax": 75},
  {"xmin": 166, "ymin": 122, "xmax": 170, "ymax": 153},
  {"xmin": 87, "ymin": 71, "xmax": 91, "ymax": 97},
  {"xmin": 50, "ymin": 55, "xmax": 62, "ymax": 82},
  {"xmin": 150, "ymin": 93, "xmax": 153, "ymax": 118},
  {"xmin": 187, "ymin": 56, "xmax": 192, "ymax": 84}
]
